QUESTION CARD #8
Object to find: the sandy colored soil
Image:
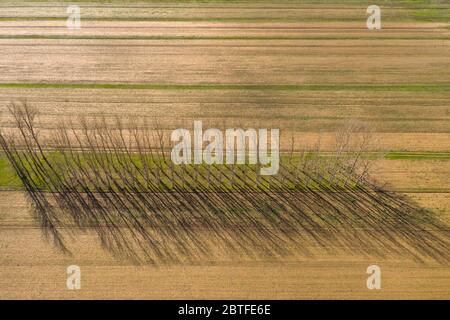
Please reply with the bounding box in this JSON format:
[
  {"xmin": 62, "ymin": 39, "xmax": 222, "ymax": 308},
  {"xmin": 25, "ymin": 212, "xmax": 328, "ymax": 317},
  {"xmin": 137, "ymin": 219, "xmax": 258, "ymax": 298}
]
[
  {"xmin": 1, "ymin": 88, "xmax": 450, "ymax": 150},
  {"xmin": 0, "ymin": 38, "xmax": 448, "ymax": 84},
  {"xmin": 0, "ymin": 1, "xmax": 449, "ymax": 299},
  {"xmin": 372, "ymin": 160, "xmax": 450, "ymax": 192},
  {"xmin": 0, "ymin": 191, "xmax": 449, "ymax": 299}
]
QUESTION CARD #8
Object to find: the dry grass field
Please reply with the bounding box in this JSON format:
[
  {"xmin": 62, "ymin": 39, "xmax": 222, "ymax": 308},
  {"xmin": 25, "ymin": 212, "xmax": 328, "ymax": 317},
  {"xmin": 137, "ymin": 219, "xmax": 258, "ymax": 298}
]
[{"xmin": 0, "ymin": 0, "xmax": 449, "ymax": 299}]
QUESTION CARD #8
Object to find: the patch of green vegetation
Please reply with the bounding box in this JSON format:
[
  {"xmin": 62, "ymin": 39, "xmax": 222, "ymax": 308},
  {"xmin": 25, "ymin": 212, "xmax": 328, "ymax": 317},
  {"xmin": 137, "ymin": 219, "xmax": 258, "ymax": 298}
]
[
  {"xmin": 0, "ymin": 83, "xmax": 449, "ymax": 92},
  {"xmin": 0, "ymin": 155, "xmax": 23, "ymax": 189},
  {"xmin": 393, "ymin": 188, "xmax": 450, "ymax": 193},
  {"xmin": 384, "ymin": 152, "xmax": 450, "ymax": 160},
  {"xmin": 410, "ymin": 8, "xmax": 450, "ymax": 22},
  {"xmin": 3, "ymin": 15, "xmax": 446, "ymax": 23}
]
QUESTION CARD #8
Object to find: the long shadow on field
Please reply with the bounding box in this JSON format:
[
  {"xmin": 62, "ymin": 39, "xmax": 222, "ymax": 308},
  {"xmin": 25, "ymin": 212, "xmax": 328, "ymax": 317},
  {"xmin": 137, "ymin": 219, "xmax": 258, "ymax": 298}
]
[{"xmin": 1, "ymin": 102, "xmax": 449, "ymax": 264}]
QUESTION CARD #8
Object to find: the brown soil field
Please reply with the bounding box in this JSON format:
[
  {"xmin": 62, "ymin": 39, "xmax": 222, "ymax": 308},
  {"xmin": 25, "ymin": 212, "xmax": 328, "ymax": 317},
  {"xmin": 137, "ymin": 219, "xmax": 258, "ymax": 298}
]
[
  {"xmin": 0, "ymin": 191, "xmax": 449, "ymax": 299},
  {"xmin": 0, "ymin": 1, "xmax": 449, "ymax": 299},
  {"xmin": 1, "ymin": 88, "xmax": 450, "ymax": 150},
  {"xmin": 0, "ymin": 38, "xmax": 448, "ymax": 84}
]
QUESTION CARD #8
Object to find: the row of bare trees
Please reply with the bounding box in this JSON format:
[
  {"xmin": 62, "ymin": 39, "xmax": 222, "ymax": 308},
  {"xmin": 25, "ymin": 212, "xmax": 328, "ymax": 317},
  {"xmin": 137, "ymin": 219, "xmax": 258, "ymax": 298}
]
[{"xmin": 1, "ymin": 101, "xmax": 449, "ymax": 264}]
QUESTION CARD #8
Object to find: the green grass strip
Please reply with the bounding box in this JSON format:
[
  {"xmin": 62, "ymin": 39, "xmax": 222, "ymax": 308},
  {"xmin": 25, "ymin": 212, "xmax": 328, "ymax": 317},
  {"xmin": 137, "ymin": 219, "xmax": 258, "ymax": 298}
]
[
  {"xmin": 2, "ymin": 0, "xmax": 448, "ymax": 6},
  {"xmin": 0, "ymin": 156, "xmax": 23, "ymax": 189},
  {"xmin": 1, "ymin": 151, "xmax": 449, "ymax": 190},
  {"xmin": 1, "ymin": 16, "xmax": 448, "ymax": 22},
  {"xmin": 384, "ymin": 152, "xmax": 450, "ymax": 160}
]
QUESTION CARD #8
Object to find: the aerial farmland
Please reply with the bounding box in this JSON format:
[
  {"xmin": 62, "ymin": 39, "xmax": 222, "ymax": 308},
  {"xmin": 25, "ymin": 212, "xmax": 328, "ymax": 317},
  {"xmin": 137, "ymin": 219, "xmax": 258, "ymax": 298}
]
[{"xmin": 0, "ymin": 0, "xmax": 449, "ymax": 299}]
